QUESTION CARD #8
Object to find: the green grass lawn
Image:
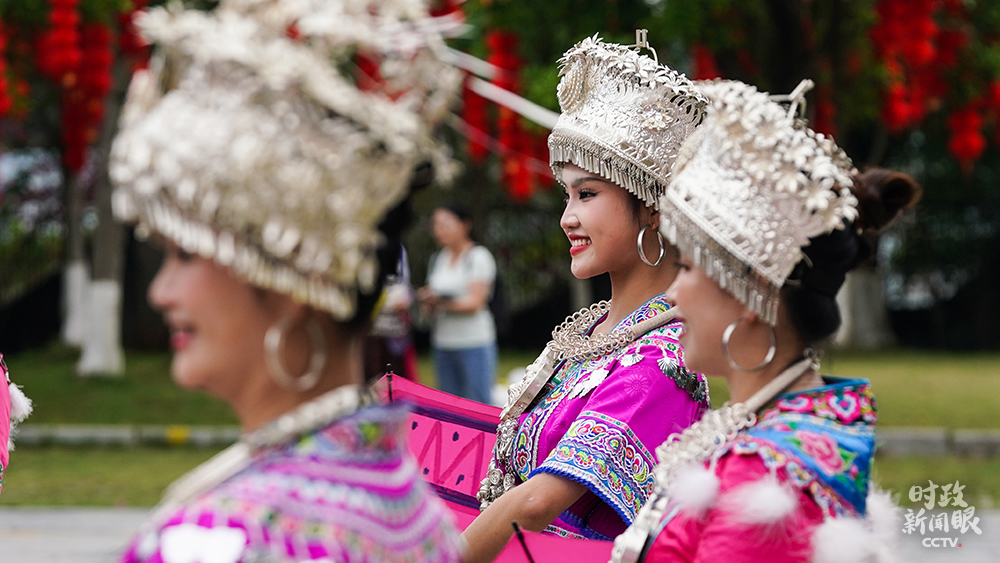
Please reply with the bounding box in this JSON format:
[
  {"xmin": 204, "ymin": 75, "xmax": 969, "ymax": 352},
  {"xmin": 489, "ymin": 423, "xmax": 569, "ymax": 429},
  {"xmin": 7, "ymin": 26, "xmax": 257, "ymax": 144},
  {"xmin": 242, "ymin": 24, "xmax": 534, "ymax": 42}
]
[
  {"xmin": 1, "ymin": 344, "xmax": 997, "ymax": 508},
  {"xmin": 5, "ymin": 344, "xmax": 237, "ymax": 425},
  {"xmin": 2, "ymin": 446, "xmax": 996, "ymax": 508},
  {"xmin": 427, "ymin": 348, "xmax": 1000, "ymax": 429},
  {"xmin": 6, "ymin": 344, "xmax": 1000, "ymax": 428}
]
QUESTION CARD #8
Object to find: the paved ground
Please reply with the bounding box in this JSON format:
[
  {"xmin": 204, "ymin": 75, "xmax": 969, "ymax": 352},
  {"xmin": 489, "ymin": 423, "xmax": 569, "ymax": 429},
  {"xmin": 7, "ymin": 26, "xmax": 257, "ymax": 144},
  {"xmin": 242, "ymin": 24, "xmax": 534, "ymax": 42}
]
[
  {"xmin": 1, "ymin": 507, "xmax": 998, "ymax": 562},
  {"xmin": 0, "ymin": 507, "xmax": 146, "ymax": 563}
]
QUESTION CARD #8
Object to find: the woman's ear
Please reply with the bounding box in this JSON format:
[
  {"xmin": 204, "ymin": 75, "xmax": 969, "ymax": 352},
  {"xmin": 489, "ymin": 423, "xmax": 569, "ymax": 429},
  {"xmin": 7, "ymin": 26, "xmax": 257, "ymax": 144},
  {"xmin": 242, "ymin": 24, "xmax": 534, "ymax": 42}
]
[{"xmin": 649, "ymin": 210, "xmax": 660, "ymax": 229}]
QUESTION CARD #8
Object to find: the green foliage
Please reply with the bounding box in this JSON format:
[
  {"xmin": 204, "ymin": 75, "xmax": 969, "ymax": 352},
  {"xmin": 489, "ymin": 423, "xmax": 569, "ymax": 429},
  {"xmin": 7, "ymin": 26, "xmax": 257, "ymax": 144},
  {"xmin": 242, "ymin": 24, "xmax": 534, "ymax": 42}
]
[{"xmin": 0, "ymin": 216, "xmax": 62, "ymax": 307}]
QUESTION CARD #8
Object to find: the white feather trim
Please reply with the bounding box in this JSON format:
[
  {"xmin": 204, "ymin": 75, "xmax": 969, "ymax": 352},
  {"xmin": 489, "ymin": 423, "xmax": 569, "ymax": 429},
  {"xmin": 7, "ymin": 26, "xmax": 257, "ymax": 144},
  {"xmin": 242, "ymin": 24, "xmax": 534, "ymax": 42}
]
[
  {"xmin": 9, "ymin": 383, "xmax": 32, "ymax": 422},
  {"xmin": 811, "ymin": 517, "xmax": 873, "ymax": 563},
  {"xmin": 7, "ymin": 382, "xmax": 32, "ymax": 454},
  {"xmin": 724, "ymin": 475, "xmax": 799, "ymax": 525},
  {"xmin": 669, "ymin": 463, "xmax": 719, "ymax": 517},
  {"xmin": 865, "ymin": 488, "xmax": 902, "ymax": 563}
]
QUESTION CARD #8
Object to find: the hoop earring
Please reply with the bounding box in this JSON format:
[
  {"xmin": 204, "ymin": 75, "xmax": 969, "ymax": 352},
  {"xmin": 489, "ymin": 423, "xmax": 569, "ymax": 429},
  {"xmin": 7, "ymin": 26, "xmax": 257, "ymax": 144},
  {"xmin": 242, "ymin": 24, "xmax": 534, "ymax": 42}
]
[
  {"xmin": 637, "ymin": 224, "xmax": 665, "ymax": 267},
  {"xmin": 264, "ymin": 316, "xmax": 327, "ymax": 392},
  {"xmin": 721, "ymin": 317, "xmax": 776, "ymax": 372}
]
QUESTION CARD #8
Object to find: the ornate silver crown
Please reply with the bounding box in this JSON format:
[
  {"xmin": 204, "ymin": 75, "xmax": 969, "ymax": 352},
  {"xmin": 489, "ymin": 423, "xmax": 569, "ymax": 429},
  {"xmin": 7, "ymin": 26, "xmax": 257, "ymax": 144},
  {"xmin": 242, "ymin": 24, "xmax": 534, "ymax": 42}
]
[
  {"xmin": 548, "ymin": 33, "xmax": 707, "ymax": 208},
  {"xmin": 110, "ymin": 0, "xmax": 461, "ymax": 319},
  {"xmin": 660, "ymin": 80, "xmax": 859, "ymax": 325}
]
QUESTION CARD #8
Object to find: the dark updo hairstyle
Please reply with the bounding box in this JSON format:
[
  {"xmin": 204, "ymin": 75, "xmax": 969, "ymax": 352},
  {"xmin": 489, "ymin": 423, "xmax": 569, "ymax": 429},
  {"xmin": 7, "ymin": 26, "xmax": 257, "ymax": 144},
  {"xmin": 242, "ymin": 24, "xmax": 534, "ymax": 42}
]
[
  {"xmin": 344, "ymin": 162, "xmax": 435, "ymax": 329},
  {"xmin": 782, "ymin": 168, "xmax": 922, "ymax": 344}
]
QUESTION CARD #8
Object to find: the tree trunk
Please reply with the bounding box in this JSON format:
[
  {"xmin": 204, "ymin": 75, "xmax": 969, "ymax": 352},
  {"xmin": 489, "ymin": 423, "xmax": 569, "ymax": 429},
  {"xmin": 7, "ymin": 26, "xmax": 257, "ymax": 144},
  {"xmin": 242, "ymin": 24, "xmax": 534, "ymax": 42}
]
[
  {"xmin": 61, "ymin": 171, "xmax": 89, "ymax": 348},
  {"xmin": 77, "ymin": 58, "xmax": 132, "ymax": 377},
  {"xmin": 834, "ymin": 268, "xmax": 896, "ymax": 349}
]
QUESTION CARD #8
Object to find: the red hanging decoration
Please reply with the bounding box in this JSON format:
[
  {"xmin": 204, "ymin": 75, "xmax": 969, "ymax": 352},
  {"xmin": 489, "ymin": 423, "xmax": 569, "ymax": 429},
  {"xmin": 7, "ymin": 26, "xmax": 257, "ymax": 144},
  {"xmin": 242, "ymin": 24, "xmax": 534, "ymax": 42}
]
[
  {"xmin": 0, "ymin": 22, "xmax": 13, "ymax": 118},
  {"xmin": 119, "ymin": 0, "xmax": 151, "ymax": 71},
  {"xmin": 947, "ymin": 104, "xmax": 985, "ymax": 172},
  {"xmin": 61, "ymin": 87, "xmax": 89, "ymax": 171},
  {"xmin": 462, "ymin": 82, "xmax": 491, "ymax": 163},
  {"xmin": 812, "ymin": 86, "xmax": 837, "ymax": 137},
  {"xmin": 485, "ymin": 30, "xmax": 534, "ymax": 202},
  {"xmin": 35, "ymin": 0, "xmax": 83, "ymax": 88},
  {"xmin": 691, "ymin": 45, "xmax": 720, "ymax": 81}
]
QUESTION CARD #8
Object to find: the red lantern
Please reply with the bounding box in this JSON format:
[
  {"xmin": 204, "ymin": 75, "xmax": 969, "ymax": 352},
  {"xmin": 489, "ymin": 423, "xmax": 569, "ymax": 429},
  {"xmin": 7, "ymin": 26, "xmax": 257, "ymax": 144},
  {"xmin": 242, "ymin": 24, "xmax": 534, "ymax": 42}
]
[
  {"xmin": 0, "ymin": 22, "xmax": 12, "ymax": 117},
  {"xmin": 947, "ymin": 105, "xmax": 986, "ymax": 170},
  {"xmin": 691, "ymin": 45, "xmax": 721, "ymax": 80},
  {"xmin": 462, "ymin": 83, "xmax": 491, "ymax": 163}
]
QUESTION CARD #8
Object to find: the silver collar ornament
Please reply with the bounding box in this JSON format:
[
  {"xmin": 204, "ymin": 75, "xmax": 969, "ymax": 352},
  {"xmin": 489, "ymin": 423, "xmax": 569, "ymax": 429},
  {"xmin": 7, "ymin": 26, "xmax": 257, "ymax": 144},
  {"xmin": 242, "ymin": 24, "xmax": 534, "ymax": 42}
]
[
  {"xmin": 111, "ymin": 0, "xmax": 461, "ymax": 320},
  {"xmin": 548, "ymin": 31, "xmax": 707, "ymax": 209},
  {"xmin": 610, "ymin": 353, "xmax": 819, "ymax": 563},
  {"xmin": 477, "ymin": 302, "xmax": 679, "ymax": 510},
  {"xmin": 659, "ymin": 79, "xmax": 858, "ymax": 325}
]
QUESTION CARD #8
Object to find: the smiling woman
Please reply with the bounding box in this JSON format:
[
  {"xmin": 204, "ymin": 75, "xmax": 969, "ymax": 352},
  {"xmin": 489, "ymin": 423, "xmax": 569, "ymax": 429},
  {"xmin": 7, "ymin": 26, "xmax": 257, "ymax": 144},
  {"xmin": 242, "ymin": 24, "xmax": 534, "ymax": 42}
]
[
  {"xmin": 459, "ymin": 34, "xmax": 711, "ymax": 563},
  {"xmin": 105, "ymin": 1, "xmax": 465, "ymax": 562}
]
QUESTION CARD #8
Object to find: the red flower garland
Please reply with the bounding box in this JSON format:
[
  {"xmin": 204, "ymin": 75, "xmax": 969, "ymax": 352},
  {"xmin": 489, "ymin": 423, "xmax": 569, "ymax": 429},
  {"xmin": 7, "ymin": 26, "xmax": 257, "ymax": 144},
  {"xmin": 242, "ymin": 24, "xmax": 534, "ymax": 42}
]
[{"xmin": 35, "ymin": 0, "xmax": 83, "ymax": 88}]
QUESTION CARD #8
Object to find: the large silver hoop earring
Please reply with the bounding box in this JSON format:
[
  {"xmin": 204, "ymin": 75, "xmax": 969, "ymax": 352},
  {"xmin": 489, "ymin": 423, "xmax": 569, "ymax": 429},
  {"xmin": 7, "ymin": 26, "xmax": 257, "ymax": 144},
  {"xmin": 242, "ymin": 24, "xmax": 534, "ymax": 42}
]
[
  {"xmin": 721, "ymin": 317, "xmax": 777, "ymax": 372},
  {"xmin": 265, "ymin": 317, "xmax": 327, "ymax": 392},
  {"xmin": 637, "ymin": 224, "xmax": 665, "ymax": 267}
]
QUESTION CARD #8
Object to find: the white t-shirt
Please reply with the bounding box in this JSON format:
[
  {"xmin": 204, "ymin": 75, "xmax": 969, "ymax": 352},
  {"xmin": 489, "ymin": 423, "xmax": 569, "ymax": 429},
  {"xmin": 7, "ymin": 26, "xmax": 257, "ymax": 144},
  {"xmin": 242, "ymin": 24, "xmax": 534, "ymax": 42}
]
[{"xmin": 427, "ymin": 245, "xmax": 497, "ymax": 349}]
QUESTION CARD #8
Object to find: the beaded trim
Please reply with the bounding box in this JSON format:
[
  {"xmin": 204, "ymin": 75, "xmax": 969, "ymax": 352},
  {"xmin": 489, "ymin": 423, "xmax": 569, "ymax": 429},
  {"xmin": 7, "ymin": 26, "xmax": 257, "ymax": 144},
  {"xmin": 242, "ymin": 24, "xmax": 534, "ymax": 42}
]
[
  {"xmin": 121, "ymin": 195, "xmax": 359, "ymax": 319},
  {"xmin": 660, "ymin": 193, "xmax": 781, "ymax": 325}
]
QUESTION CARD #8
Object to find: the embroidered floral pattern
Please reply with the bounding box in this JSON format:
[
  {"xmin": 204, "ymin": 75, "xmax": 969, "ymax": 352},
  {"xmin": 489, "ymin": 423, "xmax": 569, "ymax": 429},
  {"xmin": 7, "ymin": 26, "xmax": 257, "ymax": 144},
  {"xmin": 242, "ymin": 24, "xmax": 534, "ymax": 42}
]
[
  {"xmin": 725, "ymin": 378, "xmax": 877, "ymax": 518},
  {"xmin": 535, "ymin": 411, "xmax": 655, "ymax": 521},
  {"xmin": 788, "ymin": 430, "xmax": 857, "ymax": 476},
  {"xmin": 496, "ymin": 293, "xmax": 708, "ymax": 538},
  {"xmin": 121, "ymin": 406, "xmax": 460, "ymax": 563}
]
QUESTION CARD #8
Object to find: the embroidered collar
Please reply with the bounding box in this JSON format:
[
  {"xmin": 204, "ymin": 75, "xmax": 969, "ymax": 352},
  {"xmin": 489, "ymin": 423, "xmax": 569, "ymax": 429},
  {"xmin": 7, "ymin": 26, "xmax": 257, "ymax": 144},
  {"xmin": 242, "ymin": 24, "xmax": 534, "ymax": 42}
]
[
  {"xmin": 761, "ymin": 377, "xmax": 877, "ymax": 427},
  {"xmin": 729, "ymin": 378, "xmax": 878, "ymax": 517}
]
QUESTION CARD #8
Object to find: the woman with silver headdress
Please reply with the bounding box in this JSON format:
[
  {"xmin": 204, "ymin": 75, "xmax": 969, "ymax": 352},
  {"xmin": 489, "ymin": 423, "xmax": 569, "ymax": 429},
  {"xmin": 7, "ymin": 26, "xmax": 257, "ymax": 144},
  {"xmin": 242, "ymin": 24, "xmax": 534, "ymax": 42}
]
[
  {"xmin": 461, "ymin": 34, "xmax": 710, "ymax": 562},
  {"xmin": 110, "ymin": 1, "xmax": 463, "ymax": 562},
  {"xmin": 611, "ymin": 80, "xmax": 920, "ymax": 563}
]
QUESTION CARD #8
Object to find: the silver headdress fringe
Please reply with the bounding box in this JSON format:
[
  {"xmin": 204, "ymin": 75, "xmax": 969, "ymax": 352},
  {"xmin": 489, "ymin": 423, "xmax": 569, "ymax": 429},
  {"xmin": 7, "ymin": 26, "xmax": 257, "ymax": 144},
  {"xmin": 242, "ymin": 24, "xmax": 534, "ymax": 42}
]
[
  {"xmin": 549, "ymin": 34, "xmax": 706, "ymax": 208},
  {"xmin": 660, "ymin": 80, "xmax": 858, "ymax": 325},
  {"xmin": 111, "ymin": 0, "xmax": 461, "ymax": 320}
]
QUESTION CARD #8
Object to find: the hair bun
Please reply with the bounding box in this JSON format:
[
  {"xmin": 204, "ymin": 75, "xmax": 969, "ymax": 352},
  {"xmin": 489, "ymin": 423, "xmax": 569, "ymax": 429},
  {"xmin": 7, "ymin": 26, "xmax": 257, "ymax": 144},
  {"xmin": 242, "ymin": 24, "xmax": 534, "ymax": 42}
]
[{"xmin": 852, "ymin": 168, "xmax": 922, "ymax": 232}]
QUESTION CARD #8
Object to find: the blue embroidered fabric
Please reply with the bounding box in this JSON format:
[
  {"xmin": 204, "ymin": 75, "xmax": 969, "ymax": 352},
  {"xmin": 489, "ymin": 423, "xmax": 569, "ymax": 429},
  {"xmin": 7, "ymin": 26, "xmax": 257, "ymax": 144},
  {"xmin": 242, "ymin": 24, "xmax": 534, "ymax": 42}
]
[{"xmin": 727, "ymin": 377, "xmax": 878, "ymax": 517}]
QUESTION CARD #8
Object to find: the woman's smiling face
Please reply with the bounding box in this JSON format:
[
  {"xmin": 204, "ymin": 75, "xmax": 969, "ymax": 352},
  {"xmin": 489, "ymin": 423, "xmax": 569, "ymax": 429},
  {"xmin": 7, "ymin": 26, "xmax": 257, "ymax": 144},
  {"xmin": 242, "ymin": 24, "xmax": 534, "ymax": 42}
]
[
  {"xmin": 147, "ymin": 245, "xmax": 276, "ymax": 400},
  {"xmin": 559, "ymin": 164, "xmax": 647, "ymax": 280}
]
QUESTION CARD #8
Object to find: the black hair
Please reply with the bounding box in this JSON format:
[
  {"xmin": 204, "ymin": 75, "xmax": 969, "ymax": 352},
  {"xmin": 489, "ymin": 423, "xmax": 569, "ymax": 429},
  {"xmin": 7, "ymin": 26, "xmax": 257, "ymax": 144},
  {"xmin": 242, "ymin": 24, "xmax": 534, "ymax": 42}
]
[
  {"xmin": 783, "ymin": 168, "xmax": 922, "ymax": 344},
  {"xmin": 434, "ymin": 201, "xmax": 477, "ymax": 242},
  {"xmin": 625, "ymin": 190, "xmax": 646, "ymax": 223},
  {"xmin": 343, "ymin": 162, "xmax": 434, "ymax": 329},
  {"xmin": 436, "ymin": 202, "xmax": 473, "ymax": 224}
]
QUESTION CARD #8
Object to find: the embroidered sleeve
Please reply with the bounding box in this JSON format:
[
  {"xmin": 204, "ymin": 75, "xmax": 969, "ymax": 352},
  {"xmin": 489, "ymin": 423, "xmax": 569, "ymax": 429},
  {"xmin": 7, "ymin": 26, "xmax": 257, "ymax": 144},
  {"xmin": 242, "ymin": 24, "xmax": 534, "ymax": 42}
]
[{"xmin": 531, "ymin": 343, "xmax": 707, "ymax": 524}]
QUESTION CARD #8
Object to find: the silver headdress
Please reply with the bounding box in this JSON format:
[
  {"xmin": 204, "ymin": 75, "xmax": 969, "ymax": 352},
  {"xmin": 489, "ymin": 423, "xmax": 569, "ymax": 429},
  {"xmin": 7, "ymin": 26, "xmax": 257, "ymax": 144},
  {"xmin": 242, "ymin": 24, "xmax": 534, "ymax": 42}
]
[
  {"xmin": 548, "ymin": 32, "xmax": 707, "ymax": 208},
  {"xmin": 110, "ymin": 0, "xmax": 461, "ymax": 320},
  {"xmin": 659, "ymin": 79, "xmax": 858, "ymax": 325}
]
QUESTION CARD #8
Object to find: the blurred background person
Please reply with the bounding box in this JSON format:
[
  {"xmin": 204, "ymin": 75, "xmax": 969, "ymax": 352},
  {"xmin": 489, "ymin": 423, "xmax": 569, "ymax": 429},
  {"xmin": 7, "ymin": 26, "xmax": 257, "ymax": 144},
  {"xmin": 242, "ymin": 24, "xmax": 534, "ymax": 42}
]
[
  {"xmin": 107, "ymin": 1, "xmax": 464, "ymax": 561},
  {"xmin": 365, "ymin": 244, "xmax": 421, "ymax": 383},
  {"xmin": 419, "ymin": 203, "xmax": 497, "ymax": 403}
]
